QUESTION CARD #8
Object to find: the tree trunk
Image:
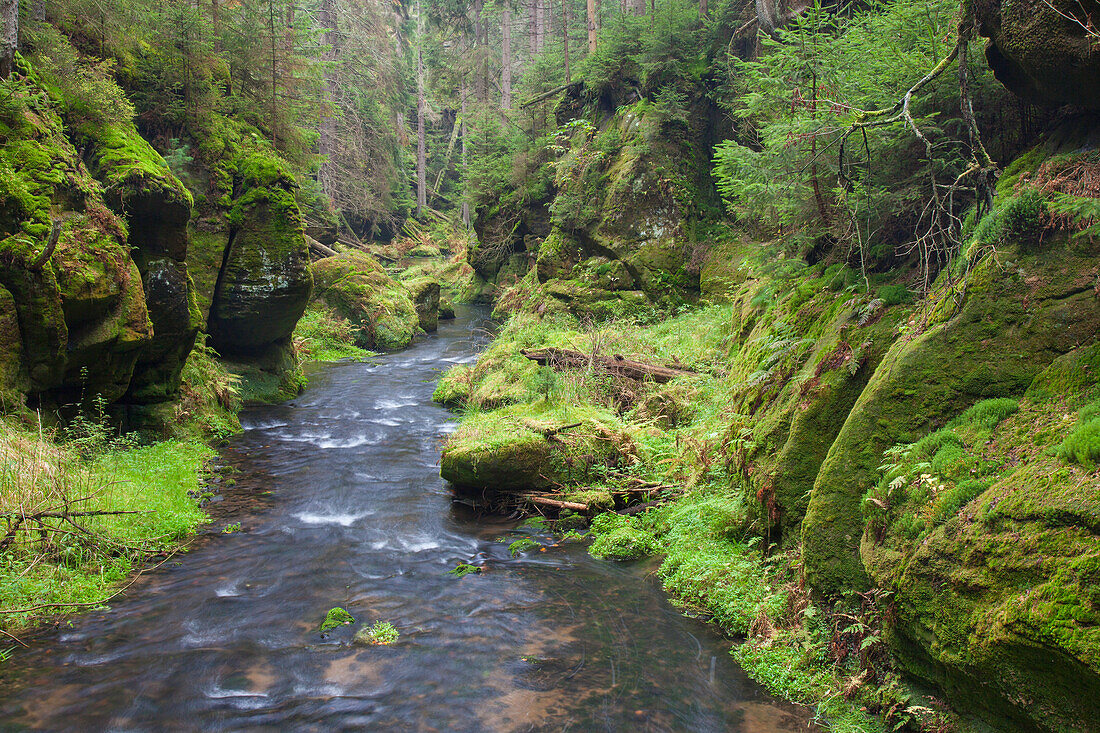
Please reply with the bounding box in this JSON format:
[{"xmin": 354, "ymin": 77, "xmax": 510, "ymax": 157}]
[
  {"xmin": 0, "ymin": 0, "xmax": 17, "ymax": 79},
  {"xmin": 626, "ymin": 0, "xmax": 645, "ymax": 15},
  {"xmin": 699, "ymin": 0, "xmax": 707, "ymax": 18},
  {"xmin": 34, "ymin": 0, "xmax": 46, "ymax": 23},
  {"xmin": 502, "ymin": 2, "xmax": 512, "ymax": 109},
  {"xmin": 528, "ymin": 0, "xmax": 538, "ymax": 57},
  {"xmin": 587, "ymin": 0, "xmax": 597, "ymax": 54},
  {"xmin": 460, "ymin": 80, "xmax": 470, "ymax": 229},
  {"xmin": 562, "ymin": 0, "xmax": 570, "ymax": 82},
  {"xmin": 210, "ymin": 0, "xmax": 221, "ymax": 51},
  {"xmin": 416, "ymin": 0, "xmax": 427, "ymax": 217},
  {"xmin": 473, "ymin": 0, "xmax": 486, "ymax": 102},
  {"xmin": 268, "ymin": 0, "xmax": 279, "ymax": 146},
  {"xmin": 318, "ymin": 0, "xmax": 339, "ymax": 199}
]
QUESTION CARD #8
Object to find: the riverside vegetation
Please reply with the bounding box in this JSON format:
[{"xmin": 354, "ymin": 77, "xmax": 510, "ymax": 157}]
[{"xmin": 1, "ymin": 0, "xmax": 1099, "ymax": 730}]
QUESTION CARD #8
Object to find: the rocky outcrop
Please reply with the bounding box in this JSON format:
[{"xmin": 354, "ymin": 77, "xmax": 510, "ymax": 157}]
[
  {"xmin": 79, "ymin": 123, "xmax": 201, "ymax": 406},
  {"xmin": 406, "ymin": 277, "xmax": 440, "ymax": 333},
  {"xmin": 207, "ymin": 153, "xmax": 313, "ymax": 356},
  {"xmin": 311, "ymin": 250, "xmax": 419, "ymax": 351},
  {"xmin": 0, "ymin": 66, "xmax": 171, "ymax": 410},
  {"xmin": 976, "ymin": 0, "xmax": 1100, "ymax": 110}
]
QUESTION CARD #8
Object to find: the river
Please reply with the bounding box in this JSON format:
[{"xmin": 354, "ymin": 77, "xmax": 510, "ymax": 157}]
[{"xmin": 0, "ymin": 307, "xmax": 814, "ymax": 732}]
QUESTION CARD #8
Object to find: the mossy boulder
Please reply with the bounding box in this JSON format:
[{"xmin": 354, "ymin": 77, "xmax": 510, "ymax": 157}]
[
  {"xmin": 208, "ymin": 152, "xmax": 313, "ymax": 356},
  {"xmin": 440, "ymin": 404, "xmax": 630, "ymax": 492},
  {"xmin": 406, "ymin": 277, "xmax": 440, "ymax": 333},
  {"xmin": 804, "ymin": 235, "xmax": 1100, "ymax": 598},
  {"xmin": 0, "ymin": 285, "xmax": 28, "ymax": 401},
  {"xmin": 977, "ymin": 0, "xmax": 1100, "ymax": 110},
  {"xmin": 311, "ymin": 251, "xmax": 418, "ymax": 351}
]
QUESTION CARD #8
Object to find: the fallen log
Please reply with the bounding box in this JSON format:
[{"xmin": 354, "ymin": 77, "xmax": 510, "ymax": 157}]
[
  {"xmin": 519, "ymin": 495, "xmax": 590, "ymax": 513},
  {"xmin": 520, "ymin": 347, "xmax": 695, "ymax": 384},
  {"xmin": 306, "ymin": 235, "xmax": 338, "ymax": 259},
  {"xmin": 519, "ymin": 80, "xmax": 583, "ymax": 109}
]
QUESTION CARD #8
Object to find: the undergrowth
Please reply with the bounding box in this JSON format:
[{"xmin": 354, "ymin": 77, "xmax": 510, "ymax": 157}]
[{"xmin": 0, "ymin": 416, "xmax": 212, "ymax": 634}]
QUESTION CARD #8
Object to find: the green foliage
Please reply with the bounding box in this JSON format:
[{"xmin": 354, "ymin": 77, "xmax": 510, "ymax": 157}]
[
  {"xmin": 447, "ymin": 562, "xmax": 482, "ymax": 577},
  {"xmin": 0, "ymin": 418, "xmax": 212, "ymax": 632},
  {"xmin": 23, "ymin": 24, "xmax": 136, "ymax": 129},
  {"xmin": 1058, "ymin": 400, "xmax": 1100, "ymax": 468},
  {"xmin": 293, "ymin": 306, "xmax": 372, "ymax": 363},
  {"xmin": 589, "ymin": 525, "xmax": 658, "ymax": 561},
  {"xmin": 320, "ymin": 607, "xmax": 355, "ymax": 632},
  {"xmin": 355, "ymin": 620, "xmax": 399, "ymax": 645},
  {"xmin": 221, "ymin": 522, "xmax": 242, "ymax": 534},
  {"xmin": 875, "ymin": 284, "xmax": 911, "ymax": 307},
  {"xmin": 713, "ymin": 0, "xmax": 1013, "ymax": 265}
]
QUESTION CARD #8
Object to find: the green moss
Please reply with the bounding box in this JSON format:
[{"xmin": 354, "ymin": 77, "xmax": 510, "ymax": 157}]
[
  {"xmin": 353, "ymin": 620, "xmax": 399, "ymax": 645},
  {"xmin": 311, "ymin": 251, "xmax": 418, "ymax": 351},
  {"xmin": 440, "ymin": 402, "xmax": 629, "ymax": 491},
  {"xmin": 432, "ymin": 365, "xmax": 473, "ymax": 407},
  {"xmin": 320, "ymin": 607, "xmax": 355, "ymax": 632}
]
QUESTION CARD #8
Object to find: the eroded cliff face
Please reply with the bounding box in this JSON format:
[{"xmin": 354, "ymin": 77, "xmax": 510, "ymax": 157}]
[
  {"xmin": 0, "ymin": 58, "xmax": 169, "ymax": 413},
  {"xmin": 0, "ymin": 54, "xmax": 319, "ymax": 416}
]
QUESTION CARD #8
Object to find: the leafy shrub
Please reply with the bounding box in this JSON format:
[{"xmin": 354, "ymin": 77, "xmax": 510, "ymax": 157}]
[{"xmin": 589, "ymin": 526, "xmax": 658, "ymax": 560}]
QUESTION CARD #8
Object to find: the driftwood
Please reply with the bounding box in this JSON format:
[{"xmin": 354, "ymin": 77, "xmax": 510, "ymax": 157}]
[{"xmin": 521, "ymin": 347, "xmax": 695, "ymax": 384}]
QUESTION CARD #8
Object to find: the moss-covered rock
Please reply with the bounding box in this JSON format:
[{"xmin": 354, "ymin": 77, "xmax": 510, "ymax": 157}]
[
  {"xmin": 0, "ymin": 285, "xmax": 28, "ymax": 402},
  {"xmin": 77, "ymin": 121, "xmax": 201, "ymax": 404},
  {"xmin": 440, "ymin": 403, "xmax": 630, "ymax": 492},
  {"xmin": 977, "ymin": 0, "xmax": 1100, "ymax": 110},
  {"xmin": 804, "ymin": 235, "xmax": 1100, "ymax": 598},
  {"xmin": 862, "ymin": 367, "xmax": 1100, "ymax": 731},
  {"xmin": 311, "ymin": 250, "xmax": 418, "ymax": 351},
  {"xmin": 406, "ymin": 277, "xmax": 440, "ymax": 333},
  {"xmin": 208, "ymin": 152, "xmax": 312, "ymax": 356}
]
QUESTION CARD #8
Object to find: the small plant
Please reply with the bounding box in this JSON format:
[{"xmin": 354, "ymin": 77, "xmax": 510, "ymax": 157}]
[
  {"xmin": 355, "ymin": 621, "xmax": 399, "ymax": 645},
  {"xmin": 320, "ymin": 607, "xmax": 355, "ymax": 632},
  {"xmin": 222, "ymin": 522, "xmax": 242, "ymax": 534},
  {"xmin": 507, "ymin": 538, "xmax": 540, "ymax": 556},
  {"xmin": 447, "ymin": 562, "xmax": 482, "ymax": 577}
]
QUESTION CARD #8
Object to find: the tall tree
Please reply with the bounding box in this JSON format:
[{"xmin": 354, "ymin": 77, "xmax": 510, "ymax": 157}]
[
  {"xmin": 561, "ymin": 0, "xmax": 570, "ymax": 82},
  {"xmin": 317, "ymin": 0, "xmax": 339, "ymax": 199},
  {"xmin": 586, "ymin": 0, "xmax": 597, "ymax": 54},
  {"xmin": 0, "ymin": 0, "xmax": 16, "ymax": 78},
  {"xmin": 501, "ymin": 0, "xmax": 512, "ymax": 109},
  {"xmin": 416, "ymin": 0, "xmax": 427, "ymax": 216}
]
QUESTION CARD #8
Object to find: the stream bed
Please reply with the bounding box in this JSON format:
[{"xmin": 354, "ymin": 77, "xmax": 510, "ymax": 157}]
[{"xmin": 0, "ymin": 308, "xmax": 814, "ymax": 732}]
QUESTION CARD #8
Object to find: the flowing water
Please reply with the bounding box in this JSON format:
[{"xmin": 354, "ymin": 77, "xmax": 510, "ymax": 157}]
[{"xmin": 0, "ymin": 308, "xmax": 814, "ymax": 732}]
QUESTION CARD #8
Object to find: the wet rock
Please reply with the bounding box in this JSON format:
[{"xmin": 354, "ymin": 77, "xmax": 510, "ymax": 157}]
[{"xmin": 208, "ymin": 153, "xmax": 313, "ymax": 356}]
